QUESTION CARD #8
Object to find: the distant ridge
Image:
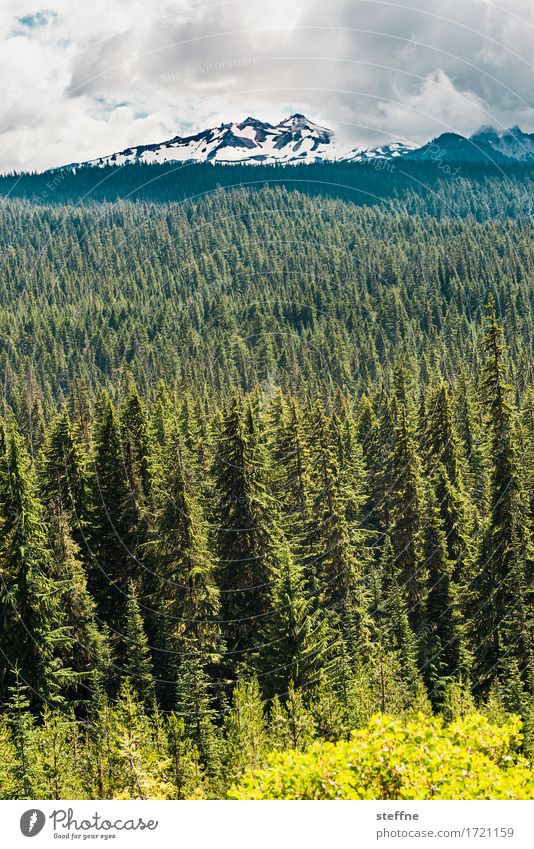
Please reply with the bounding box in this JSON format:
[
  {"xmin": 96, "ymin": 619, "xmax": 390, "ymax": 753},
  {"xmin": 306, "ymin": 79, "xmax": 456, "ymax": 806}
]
[{"xmin": 53, "ymin": 116, "xmax": 534, "ymax": 171}]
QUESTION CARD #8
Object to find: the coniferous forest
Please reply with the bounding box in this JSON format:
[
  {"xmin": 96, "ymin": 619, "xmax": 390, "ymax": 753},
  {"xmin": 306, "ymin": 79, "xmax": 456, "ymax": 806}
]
[{"xmin": 0, "ymin": 163, "xmax": 532, "ymax": 799}]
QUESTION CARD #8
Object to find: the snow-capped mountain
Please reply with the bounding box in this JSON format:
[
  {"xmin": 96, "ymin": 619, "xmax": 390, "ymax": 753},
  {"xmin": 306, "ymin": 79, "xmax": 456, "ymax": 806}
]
[
  {"xmin": 74, "ymin": 114, "xmax": 417, "ymax": 168},
  {"xmin": 61, "ymin": 115, "xmax": 534, "ymax": 171},
  {"xmin": 84, "ymin": 114, "xmax": 338, "ymax": 166}
]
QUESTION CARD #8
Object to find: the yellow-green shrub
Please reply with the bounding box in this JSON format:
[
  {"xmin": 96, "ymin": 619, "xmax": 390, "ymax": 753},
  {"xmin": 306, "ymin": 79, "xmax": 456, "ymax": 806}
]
[{"xmin": 230, "ymin": 713, "xmax": 534, "ymax": 800}]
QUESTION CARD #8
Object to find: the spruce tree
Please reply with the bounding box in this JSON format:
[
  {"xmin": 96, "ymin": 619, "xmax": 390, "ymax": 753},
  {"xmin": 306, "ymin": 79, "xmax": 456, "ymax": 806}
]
[
  {"xmin": 175, "ymin": 643, "xmax": 222, "ymax": 788},
  {"xmin": 7, "ymin": 671, "xmax": 41, "ymax": 798},
  {"xmin": 224, "ymin": 673, "xmax": 268, "ymax": 784},
  {"xmin": 123, "ymin": 581, "xmax": 156, "ymax": 710},
  {"xmin": 40, "ymin": 410, "xmax": 90, "ymax": 549},
  {"xmin": 110, "ymin": 679, "xmax": 172, "ymax": 799},
  {"xmin": 305, "ymin": 402, "xmax": 372, "ymax": 655},
  {"xmin": 272, "ymin": 394, "xmax": 310, "ymax": 543},
  {"xmin": 309, "ymin": 668, "xmax": 348, "ymax": 741},
  {"xmin": 520, "ymin": 386, "xmax": 534, "ymax": 526},
  {"xmin": 420, "ymin": 482, "xmax": 469, "ymax": 708},
  {"xmin": 359, "ymin": 391, "xmax": 392, "ymax": 533},
  {"xmin": 165, "ymin": 713, "xmax": 206, "ymax": 799},
  {"xmin": 154, "ymin": 436, "xmax": 220, "ymax": 664},
  {"xmin": 424, "ymin": 383, "xmax": 475, "ymax": 585},
  {"xmin": 377, "ymin": 536, "xmax": 421, "ymax": 691},
  {"xmin": 454, "ymin": 369, "xmax": 489, "ymax": 511},
  {"xmin": 388, "ymin": 370, "xmax": 425, "ymax": 628},
  {"xmin": 0, "ymin": 426, "xmax": 73, "ymax": 703},
  {"xmin": 261, "ymin": 544, "xmax": 334, "ymax": 697},
  {"xmin": 215, "ymin": 396, "xmax": 285, "ymax": 654},
  {"xmin": 268, "ymin": 681, "xmax": 316, "ymax": 752},
  {"xmin": 120, "ymin": 380, "xmax": 157, "ymax": 516},
  {"xmin": 47, "ymin": 502, "xmax": 104, "ymax": 701},
  {"xmin": 425, "ymin": 383, "xmax": 462, "ymax": 486},
  {"xmin": 91, "ymin": 392, "xmax": 141, "ymax": 618},
  {"xmin": 0, "ymin": 713, "xmax": 19, "ymax": 799},
  {"xmin": 38, "ymin": 707, "xmax": 84, "ymax": 799},
  {"xmin": 473, "ymin": 301, "xmax": 533, "ymax": 692}
]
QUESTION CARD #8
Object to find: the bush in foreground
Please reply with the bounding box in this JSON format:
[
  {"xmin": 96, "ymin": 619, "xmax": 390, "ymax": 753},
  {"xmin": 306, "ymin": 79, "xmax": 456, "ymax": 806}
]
[{"xmin": 230, "ymin": 714, "xmax": 534, "ymax": 800}]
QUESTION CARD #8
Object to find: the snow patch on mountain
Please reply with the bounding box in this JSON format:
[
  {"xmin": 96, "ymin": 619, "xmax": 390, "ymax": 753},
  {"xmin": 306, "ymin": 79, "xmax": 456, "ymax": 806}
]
[{"xmin": 344, "ymin": 141, "xmax": 418, "ymax": 162}]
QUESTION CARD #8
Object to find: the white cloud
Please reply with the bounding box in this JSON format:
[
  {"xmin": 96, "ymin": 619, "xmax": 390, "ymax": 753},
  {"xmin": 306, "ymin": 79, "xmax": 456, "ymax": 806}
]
[{"xmin": 373, "ymin": 70, "xmax": 490, "ymax": 144}]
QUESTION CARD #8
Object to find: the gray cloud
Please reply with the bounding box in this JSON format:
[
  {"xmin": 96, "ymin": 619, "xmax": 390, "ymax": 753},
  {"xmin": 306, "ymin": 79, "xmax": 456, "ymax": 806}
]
[{"xmin": 0, "ymin": 0, "xmax": 533, "ymax": 171}]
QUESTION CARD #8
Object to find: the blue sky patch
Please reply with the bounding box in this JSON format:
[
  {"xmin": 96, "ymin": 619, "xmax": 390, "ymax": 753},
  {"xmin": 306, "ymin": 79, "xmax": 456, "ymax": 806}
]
[{"xmin": 17, "ymin": 10, "xmax": 56, "ymax": 28}]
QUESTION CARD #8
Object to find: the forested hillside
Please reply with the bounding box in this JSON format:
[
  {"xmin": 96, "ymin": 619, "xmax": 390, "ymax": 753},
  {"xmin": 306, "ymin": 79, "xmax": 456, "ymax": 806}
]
[
  {"xmin": 1, "ymin": 185, "xmax": 533, "ymax": 414},
  {"xmin": 0, "ymin": 169, "xmax": 532, "ymax": 799},
  {"xmin": 2, "ymin": 160, "xmax": 534, "ymax": 219}
]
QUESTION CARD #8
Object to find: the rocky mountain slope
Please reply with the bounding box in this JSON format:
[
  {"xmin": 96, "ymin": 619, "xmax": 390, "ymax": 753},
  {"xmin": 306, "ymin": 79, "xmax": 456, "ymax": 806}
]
[{"xmin": 61, "ymin": 115, "xmax": 534, "ymax": 169}]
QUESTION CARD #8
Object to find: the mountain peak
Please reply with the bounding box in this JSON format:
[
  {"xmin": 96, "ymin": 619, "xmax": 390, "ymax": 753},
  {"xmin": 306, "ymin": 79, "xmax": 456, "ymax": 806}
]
[
  {"xmin": 281, "ymin": 113, "xmax": 327, "ymax": 128},
  {"xmin": 469, "ymin": 124, "xmax": 534, "ymax": 161},
  {"xmin": 286, "ymin": 113, "xmax": 310, "ymax": 122},
  {"xmin": 471, "ymin": 124, "xmax": 497, "ymax": 135},
  {"xmin": 61, "ymin": 116, "xmax": 534, "ymax": 171},
  {"xmin": 84, "ymin": 113, "xmax": 343, "ymax": 167},
  {"xmin": 240, "ymin": 116, "xmax": 271, "ymax": 126}
]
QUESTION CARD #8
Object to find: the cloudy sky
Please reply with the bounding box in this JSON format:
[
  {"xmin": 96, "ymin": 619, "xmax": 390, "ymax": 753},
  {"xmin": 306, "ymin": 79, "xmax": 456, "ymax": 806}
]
[{"xmin": 1, "ymin": 0, "xmax": 533, "ymax": 171}]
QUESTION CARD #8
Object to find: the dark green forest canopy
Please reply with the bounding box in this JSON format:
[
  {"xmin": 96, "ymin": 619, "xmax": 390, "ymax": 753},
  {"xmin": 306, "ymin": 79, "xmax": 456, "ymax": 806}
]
[
  {"xmin": 0, "ymin": 178, "xmax": 532, "ymax": 413},
  {"xmin": 1, "ymin": 160, "xmax": 534, "ymax": 219}
]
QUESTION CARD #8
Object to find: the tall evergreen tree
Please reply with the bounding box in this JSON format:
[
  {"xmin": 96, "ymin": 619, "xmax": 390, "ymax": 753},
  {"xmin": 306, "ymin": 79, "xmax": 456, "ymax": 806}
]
[
  {"xmin": 0, "ymin": 425, "xmax": 72, "ymax": 703},
  {"xmin": 388, "ymin": 370, "xmax": 425, "ymax": 628},
  {"xmin": 6, "ymin": 671, "xmax": 40, "ymax": 798},
  {"xmin": 473, "ymin": 301, "xmax": 533, "ymax": 692},
  {"xmin": 123, "ymin": 582, "xmax": 156, "ymax": 710},
  {"xmin": 424, "ymin": 383, "xmax": 475, "ymax": 585},
  {"xmin": 420, "ymin": 482, "xmax": 469, "ymax": 708},
  {"xmin": 47, "ymin": 502, "xmax": 104, "ymax": 701},
  {"xmin": 40, "ymin": 411, "xmax": 90, "ymax": 546},
  {"xmin": 90, "ymin": 392, "xmax": 141, "ymax": 618},
  {"xmin": 305, "ymin": 402, "xmax": 372, "ymax": 653},
  {"xmin": 175, "ymin": 643, "xmax": 222, "ymax": 788},
  {"xmin": 224, "ymin": 673, "xmax": 268, "ymax": 785},
  {"xmin": 261, "ymin": 545, "xmax": 334, "ymax": 697},
  {"xmin": 215, "ymin": 396, "xmax": 284, "ymax": 654},
  {"xmin": 154, "ymin": 436, "xmax": 220, "ymax": 664},
  {"xmin": 120, "ymin": 380, "xmax": 157, "ymax": 516},
  {"xmin": 377, "ymin": 536, "xmax": 421, "ymax": 691},
  {"xmin": 272, "ymin": 394, "xmax": 310, "ymax": 543}
]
